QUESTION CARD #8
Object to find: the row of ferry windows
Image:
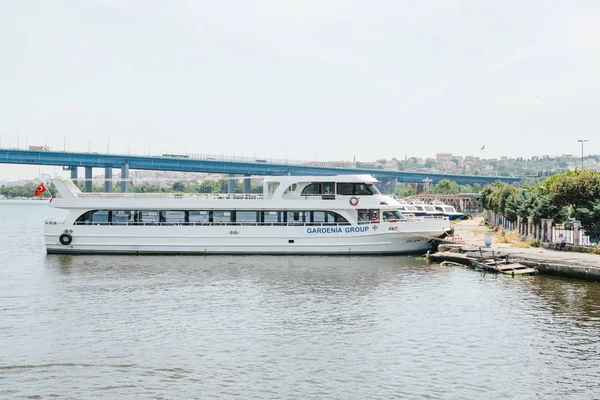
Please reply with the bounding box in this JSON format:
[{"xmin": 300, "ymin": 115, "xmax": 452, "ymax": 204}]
[
  {"xmin": 300, "ymin": 182, "xmax": 380, "ymax": 196},
  {"xmin": 75, "ymin": 210, "xmax": 352, "ymax": 225}
]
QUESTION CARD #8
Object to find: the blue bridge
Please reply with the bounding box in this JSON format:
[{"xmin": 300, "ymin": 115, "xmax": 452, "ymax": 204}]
[{"xmin": 1, "ymin": 148, "xmax": 521, "ymax": 192}]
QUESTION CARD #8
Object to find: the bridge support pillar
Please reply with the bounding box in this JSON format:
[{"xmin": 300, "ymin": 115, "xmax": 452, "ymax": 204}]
[
  {"xmin": 121, "ymin": 163, "xmax": 129, "ymax": 193},
  {"xmin": 389, "ymin": 178, "xmax": 397, "ymax": 194},
  {"xmin": 70, "ymin": 167, "xmax": 78, "ymax": 187},
  {"xmin": 228, "ymin": 175, "xmax": 236, "ymax": 193},
  {"xmin": 84, "ymin": 167, "xmax": 93, "ymax": 192},
  {"xmin": 104, "ymin": 168, "xmax": 113, "ymax": 192},
  {"xmin": 243, "ymin": 175, "xmax": 251, "ymax": 193}
]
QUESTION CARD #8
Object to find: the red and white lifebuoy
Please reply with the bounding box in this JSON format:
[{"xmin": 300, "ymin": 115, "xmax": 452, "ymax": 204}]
[{"xmin": 349, "ymin": 196, "xmax": 359, "ymax": 206}]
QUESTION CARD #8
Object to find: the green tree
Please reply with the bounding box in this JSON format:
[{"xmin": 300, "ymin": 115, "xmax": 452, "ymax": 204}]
[
  {"xmin": 503, "ymin": 193, "xmax": 523, "ymax": 223},
  {"xmin": 574, "ymin": 200, "xmax": 600, "ymax": 243},
  {"xmin": 531, "ymin": 194, "xmax": 568, "ymax": 225},
  {"xmin": 172, "ymin": 181, "xmax": 185, "ymax": 192},
  {"xmin": 546, "ymin": 170, "xmax": 600, "ymax": 210},
  {"xmin": 197, "ymin": 180, "xmax": 222, "ymax": 193},
  {"xmin": 459, "ymin": 184, "xmax": 474, "ymax": 193},
  {"xmin": 133, "ymin": 183, "xmax": 161, "ymax": 193},
  {"xmin": 480, "ymin": 182, "xmax": 518, "ymax": 214},
  {"xmin": 434, "ymin": 179, "xmax": 460, "ymax": 194},
  {"xmin": 395, "ymin": 186, "xmax": 416, "ymax": 198}
]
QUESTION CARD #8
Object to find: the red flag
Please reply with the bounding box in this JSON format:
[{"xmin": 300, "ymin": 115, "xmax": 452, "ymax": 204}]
[
  {"xmin": 34, "ymin": 183, "xmax": 46, "ymax": 196},
  {"xmin": 480, "ymin": 145, "xmax": 485, "ymax": 150}
]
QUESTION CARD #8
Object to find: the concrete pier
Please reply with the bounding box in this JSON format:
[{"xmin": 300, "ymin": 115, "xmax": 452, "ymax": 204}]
[
  {"xmin": 84, "ymin": 167, "xmax": 93, "ymax": 192},
  {"xmin": 243, "ymin": 175, "xmax": 251, "ymax": 193},
  {"xmin": 104, "ymin": 168, "xmax": 113, "ymax": 192},
  {"xmin": 70, "ymin": 167, "xmax": 78, "ymax": 187},
  {"xmin": 120, "ymin": 163, "xmax": 129, "ymax": 193},
  {"xmin": 228, "ymin": 175, "xmax": 236, "ymax": 193},
  {"xmin": 430, "ymin": 218, "xmax": 600, "ymax": 281},
  {"xmin": 389, "ymin": 178, "xmax": 397, "ymax": 194}
]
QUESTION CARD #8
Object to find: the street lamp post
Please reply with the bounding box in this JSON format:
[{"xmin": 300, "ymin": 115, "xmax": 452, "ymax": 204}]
[{"xmin": 577, "ymin": 139, "xmax": 589, "ymax": 170}]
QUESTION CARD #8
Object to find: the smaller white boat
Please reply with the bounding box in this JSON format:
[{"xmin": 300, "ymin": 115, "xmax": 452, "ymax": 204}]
[
  {"xmin": 398, "ymin": 203, "xmax": 427, "ymax": 217},
  {"xmin": 410, "ymin": 202, "xmax": 444, "ymax": 217},
  {"xmin": 431, "ymin": 201, "xmax": 468, "ymax": 220}
]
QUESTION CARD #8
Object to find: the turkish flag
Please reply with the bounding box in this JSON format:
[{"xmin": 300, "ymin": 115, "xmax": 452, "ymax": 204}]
[
  {"xmin": 480, "ymin": 145, "xmax": 485, "ymax": 150},
  {"xmin": 34, "ymin": 183, "xmax": 46, "ymax": 196}
]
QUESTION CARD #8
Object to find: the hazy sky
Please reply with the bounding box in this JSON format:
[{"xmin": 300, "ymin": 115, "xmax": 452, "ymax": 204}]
[{"xmin": 1, "ymin": 0, "xmax": 599, "ymax": 180}]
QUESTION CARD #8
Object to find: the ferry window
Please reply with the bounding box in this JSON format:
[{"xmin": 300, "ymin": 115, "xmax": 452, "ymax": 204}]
[
  {"xmin": 313, "ymin": 211, "xmax": 327, "ymax": 223},
  {"xmin": 383, "ymin": 210, "xmax": 403, "ymax": 221},
  {"xmin": 75, "ymin": 211, "xmax": 94, "ymax": 225},
  {"xmin": 283, "ymin": 184, "xmax": 297, "ymax": 195},
  {"xmin": 369, "ymin": 210, "xmax": 379, "ymax": 222},
  {"xmin": 112, "ymin": 210, "xmax": 134, "ymax": 225},
  {"xmin": 357, "ymin": 209, "xmax": 369, "ymax": 223},
  {"xmin": 337, "ymin": 183, "xmax": 354, "ymax": 195},
  {"xmin": 266, "ymin": 182, "xmax": 280, "ymax": 199},
  {"xmin": 237, "ymin": 211, "xmax": 258, "ymax": 224},
  {"xmin": 323, "ymin": 183, "xmax": 334, "ymax": 195},
  {"xmin": 328, "ymin": 211, "xmax": 349, "ymax": 225},
  {"xmin": 140, "ymin": 211, "xmax": 159, "ymax": 224},
  {"xmin": 355, "ymin": 184, "xmax": 372, "ymax": 195},
  {"xmin": 337, "ymin": 183, "xmax": 376, "ymax": 196},
  {"xmin": 366, "ymin": 184, "xmax": 380, "ymax": 195},
  {"xmin": 213, "ymin": 211, "xmax": 231, "ymax": 223},
  {"xmin": 263, "ymin": 211, "xmax": 283, "ymax": 224},
  {"xmin": 92, "ymin": 210, "xmax": 109, "ymax": 225},
  {"xmin": 312, "ymin": 211, "xmax": 349, "ymax": 225},
  {"xmin": 189, "ymin": 211, "xmax": 209, "ymax": 224},
  {"xmin": 301, "ymin": 183, "xmax": 321, "ymax": 196},
  {"xmin": 161, "ymin": 210, "xmax": 185, "ymax": 224},
  {"xmin": 286, "ymin": 211, "xmax": 307, "ymax": 225}
]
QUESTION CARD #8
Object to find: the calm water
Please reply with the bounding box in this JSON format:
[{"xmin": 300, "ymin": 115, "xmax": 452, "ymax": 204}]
[{"xmin": 1, "ymin": 202, "xmax": 599, "ymax": 399}]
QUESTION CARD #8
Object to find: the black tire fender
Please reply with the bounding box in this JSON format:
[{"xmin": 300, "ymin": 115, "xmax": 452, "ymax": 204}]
[{"xmin": 59, "ymin": 233, "xmax": 72, "ymax": 246}]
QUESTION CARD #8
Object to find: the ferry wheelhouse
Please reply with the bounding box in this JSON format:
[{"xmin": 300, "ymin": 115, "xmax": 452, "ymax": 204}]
[{"xmin": 44, "ymin": 175, "xmax": 452, "ymax": 255}]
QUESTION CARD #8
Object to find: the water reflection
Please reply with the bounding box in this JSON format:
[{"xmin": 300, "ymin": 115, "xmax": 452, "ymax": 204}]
[{"xmin": 528, "ymin": 276, "xmax": 600, "ymax": 324}]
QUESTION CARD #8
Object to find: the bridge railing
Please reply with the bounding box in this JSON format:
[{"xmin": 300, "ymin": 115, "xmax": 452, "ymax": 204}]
[{"xmin": 185, "ymin": 152, "xmax": 357, "ymax": 168}]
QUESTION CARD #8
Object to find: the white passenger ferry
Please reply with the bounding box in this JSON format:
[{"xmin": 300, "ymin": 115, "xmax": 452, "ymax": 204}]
[{"xmin": 44, "ymin": 175, "xmax": 452, "ymax": 255}]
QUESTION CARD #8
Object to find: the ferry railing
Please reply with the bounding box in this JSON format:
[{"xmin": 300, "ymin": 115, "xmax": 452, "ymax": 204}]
[
  {"xmin": 282, "ymin": 195, "xmax": 338, "ymax": 200},
  {"xmin": 75, "ymin": 193, "xmax": 265, "ymax": 200},
  {"xmin": 65, "ymin": 220, "xmax": 400, "ymax": 227},
  {"xmin": 72, "ymin": 221, "xmax": 357, "ymax": 227}
]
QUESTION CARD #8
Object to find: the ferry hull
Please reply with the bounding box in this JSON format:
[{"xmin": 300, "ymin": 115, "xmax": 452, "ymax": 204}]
[{"xmin": 44, "ymin": 225, "xmax": 445, "ymax": 255}]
